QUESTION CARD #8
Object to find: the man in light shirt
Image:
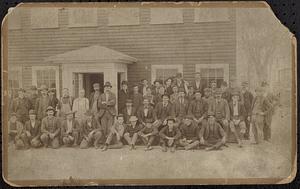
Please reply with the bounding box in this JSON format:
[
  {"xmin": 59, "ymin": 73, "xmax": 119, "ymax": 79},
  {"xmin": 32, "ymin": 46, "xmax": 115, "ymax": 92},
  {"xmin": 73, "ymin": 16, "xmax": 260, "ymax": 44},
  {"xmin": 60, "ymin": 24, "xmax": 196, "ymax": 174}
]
[{"xmin": 72, "ymin": 89, "xmax": 89, "ymax": 125}]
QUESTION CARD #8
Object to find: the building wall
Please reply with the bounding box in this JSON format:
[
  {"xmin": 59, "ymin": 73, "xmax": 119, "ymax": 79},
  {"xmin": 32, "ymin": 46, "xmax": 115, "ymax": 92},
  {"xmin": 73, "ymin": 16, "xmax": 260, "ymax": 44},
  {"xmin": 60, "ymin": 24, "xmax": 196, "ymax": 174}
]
[{"xmin": 7, "ymin": 7, "xmax": 236, "ymax": 91}]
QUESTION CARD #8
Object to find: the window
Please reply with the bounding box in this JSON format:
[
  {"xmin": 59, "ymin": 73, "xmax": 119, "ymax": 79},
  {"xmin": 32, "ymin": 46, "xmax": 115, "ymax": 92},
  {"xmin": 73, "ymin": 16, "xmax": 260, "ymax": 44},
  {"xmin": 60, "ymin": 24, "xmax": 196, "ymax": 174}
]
[
  {"xmin": 32, "ymin": 66, "xmax": 59, "ymax": 96},
  {"xmin": 108, "ymin": 8, "xmax": 140, "ymax": 26},
  {"xmin": 8, "ymin": 7, "xmax": 23, "ymax": 30},
  {"xmin": 31, "ymin": 8, "xmax": 59, "ymax": 29},
  {"xmin": 8, "ymin": 66, "xmax": 22, "ymax": 97},
  {"xmin": 195, "ymin": 64, "xmax": 229, "ymax": 87},
  {"xmin": 194, "ymin": 8, "xmax": 230, "ymax": 22},
  {"xmin": 150, "ymin": 8, "xmax": 183, "ymax": 24},
  {"xmin": 151, "ymin": 65, "xmax": 183, "ymax": 83},
  {"xmin": 68, "ymin": 8, "xmax": 98, "ymax": 27}
]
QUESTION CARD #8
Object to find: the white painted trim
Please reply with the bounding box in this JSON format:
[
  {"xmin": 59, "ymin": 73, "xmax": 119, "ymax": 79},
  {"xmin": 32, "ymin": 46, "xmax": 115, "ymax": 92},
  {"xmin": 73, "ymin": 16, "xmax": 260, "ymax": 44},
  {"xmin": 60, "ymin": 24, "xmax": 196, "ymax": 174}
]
[
  {"xmin": 151, "ymin": 64, "xmax": 183, "ymax": 83},
  {"xmin": 195, "ymin": 64, "xmax": 230, "ymax": 84},
  {"xmin": 31, "ymin": 66, "xmax": 60, "ymax": 98}
]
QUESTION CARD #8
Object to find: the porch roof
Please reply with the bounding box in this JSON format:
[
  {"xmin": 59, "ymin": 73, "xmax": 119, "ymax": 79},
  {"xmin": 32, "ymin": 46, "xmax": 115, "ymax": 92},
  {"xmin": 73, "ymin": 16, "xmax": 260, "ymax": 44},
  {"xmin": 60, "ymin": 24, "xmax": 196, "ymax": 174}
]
[{"xmin": 44, "ymin": 45, "xmax": 137, "ymax": 64}]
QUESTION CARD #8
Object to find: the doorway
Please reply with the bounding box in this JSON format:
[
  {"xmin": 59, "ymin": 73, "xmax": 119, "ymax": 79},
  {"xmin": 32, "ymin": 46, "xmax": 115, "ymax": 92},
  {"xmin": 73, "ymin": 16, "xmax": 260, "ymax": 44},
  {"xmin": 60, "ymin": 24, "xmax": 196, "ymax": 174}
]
[{"xmin": 74, "ymin": 73, "xmax": 104, "ymax": 98}]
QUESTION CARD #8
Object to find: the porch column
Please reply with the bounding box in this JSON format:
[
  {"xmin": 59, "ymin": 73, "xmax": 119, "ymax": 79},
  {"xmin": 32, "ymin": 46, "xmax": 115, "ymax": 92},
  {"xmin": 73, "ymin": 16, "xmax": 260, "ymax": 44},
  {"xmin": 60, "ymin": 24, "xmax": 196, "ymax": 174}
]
[{"xmin": 104, "ymin": 67, "xmax": 118, "ymax": 113}]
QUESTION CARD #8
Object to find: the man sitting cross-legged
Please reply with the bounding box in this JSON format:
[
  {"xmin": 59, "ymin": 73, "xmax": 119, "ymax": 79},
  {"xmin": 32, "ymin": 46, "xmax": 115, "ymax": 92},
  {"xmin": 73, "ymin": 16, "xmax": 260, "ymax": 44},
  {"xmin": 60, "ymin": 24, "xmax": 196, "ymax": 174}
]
[
  {"xmin": 102, "ymin": 114, "xmax": 125, "ymax": 151},
  {"xmin": 138, "ymin": 120, "xmax": 158, "ymax": 151},
  {"xmin": 199, "ymin": 112, "xmax": 226, "ymax": 151},
  {"xmin": 80, "ymin": 111, "xmax": 103, "ymax": 149},
  {"xmin": 178, "ymin": 115, "xmax": 200, "ymax": 150},
  {"xmin": 23, "ymin": 110, "xmax": 42, "ymax": 148},
  {"xmin": 123, "ymin": 116, "xmax": 143, "ymax": 150},
  {"xmin": 159, "ymin": 117, "xmax": 181, "ymax": 153},
  {"xmin": 8, "ymin": 112, "xmax": 27, "ymax": 150}
]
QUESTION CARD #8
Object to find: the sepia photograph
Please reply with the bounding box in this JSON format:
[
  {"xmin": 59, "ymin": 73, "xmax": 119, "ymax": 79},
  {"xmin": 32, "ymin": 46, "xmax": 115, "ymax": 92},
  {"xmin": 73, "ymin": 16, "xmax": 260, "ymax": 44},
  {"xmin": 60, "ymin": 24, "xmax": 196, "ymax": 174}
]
[{"xmin": 1, "ymin": 2, "xmax": 297, "ymax": 186}]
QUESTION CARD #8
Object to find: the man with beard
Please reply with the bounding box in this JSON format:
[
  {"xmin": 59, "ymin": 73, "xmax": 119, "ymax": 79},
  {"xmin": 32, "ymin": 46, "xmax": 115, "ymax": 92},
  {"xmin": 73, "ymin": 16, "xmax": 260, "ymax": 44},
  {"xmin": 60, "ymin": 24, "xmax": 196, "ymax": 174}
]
[
  {"xmin": 10, "ymin": 88, "xmax": 31, "ymax": 124},
  {"xmin": 118, "ymin": 81, "xmax": 129, "ymax": 113},
  {"xmin": 36, "ymin": 85, "xmax": 50, "ymax": 120}
]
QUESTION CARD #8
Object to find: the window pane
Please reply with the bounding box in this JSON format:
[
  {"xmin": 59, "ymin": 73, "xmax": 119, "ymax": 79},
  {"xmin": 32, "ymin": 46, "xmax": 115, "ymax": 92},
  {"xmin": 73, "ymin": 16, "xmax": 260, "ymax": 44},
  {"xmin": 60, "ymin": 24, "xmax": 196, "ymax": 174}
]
[{"xmin": 150, "ymin": 8, "xmax": 183, "ymax": 24}]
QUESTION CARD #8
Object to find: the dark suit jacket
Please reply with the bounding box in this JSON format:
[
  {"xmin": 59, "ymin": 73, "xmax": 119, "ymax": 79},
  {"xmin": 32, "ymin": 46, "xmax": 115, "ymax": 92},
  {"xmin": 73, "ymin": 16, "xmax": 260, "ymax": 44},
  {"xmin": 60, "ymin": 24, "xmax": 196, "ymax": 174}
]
[
  {"xmin": 98, "ymin": 91, "xmax": 116, "ymax": 117},
  {"xmin": 136, "ymin": 106, "xmax": 156, "ymax": 123},
  {"xmin": 154, "ymin": 102, "xmax": 175, "ymax": 121},
  {"xmin": 118, "ymin": 89, "xmax": 129, "ymax": 112},
  {"xmin": 173, "ymin": 98, "xmax": 189, "ymax": 119},
  {"xmin": 25, "ymin": 120, "xmax": 41, "ymax": 138},
  {"xmin": 131, "ymin": 93, "xmax": 143, "ymax": 110},
  {"xmin": 89, "ymin": 91, "xmax": 101, "ymax": 110},
  {"xmin": 188, "ymin": 99, "xmax": 208, "ymax": 119},
  {"xmin": 250, "ymin": 96, "xmax": 272, "ymax": 116},
  {"xmin": 190, "ymin": 80, "xmax": 206, "ymax": 94},
  {"xmin": 229, "ymin": 101, "xmax": 246, "ymax": 121},
  {"xmin": 61, "ymin": 119, "xmax": 80, "ymax": 137},
  {"xmin": 81, "ymin": 118, "xmax": 102, "ymax": 137},
  {"xmin": 241, "ymin": 90, "xmax": 253, "ymax": 115},
  {"xmin": 41, "ymin": 116, "xmax": 60, "ymax": 136},
  {"xmin": 122, "ymin": 107, "xmax": 137, "ymax": 123},
  {"xmin": 199, "ymin": 122, "xmax": 225, "ymax": 141}
]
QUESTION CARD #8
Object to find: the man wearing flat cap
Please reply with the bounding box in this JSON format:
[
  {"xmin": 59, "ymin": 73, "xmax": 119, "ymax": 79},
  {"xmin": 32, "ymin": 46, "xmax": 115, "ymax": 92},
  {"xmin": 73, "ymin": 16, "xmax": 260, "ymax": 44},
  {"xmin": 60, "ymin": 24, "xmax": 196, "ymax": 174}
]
[
  {"xmin": 122, "ymin": 99, "xmax": 137, "ymax": 124},
  {"xmin": 23, "ymin": 109, "xmax": 42, "ymax": 148},
  {"xmin": 159, "ymin": 117, "xmax": 181, "ymax": 152},
  {"xmin": 61, "ymin": 110, "xmax": 80, "ymax": 147},
  {"xmin": 248, "ymin": 87, "xmax": 272, "ymax": 144},
  {"xmin": 240, "ymin": 81, "xmax": 253, "ymax": 139},
  {"xmin": 123, "ymin": 116, "xmax": 143, "ymax": 150},
  {"xmin": 199, "ymin": 112, "xmax": 226, "ymax": 151},
  {"xmin": 10, "ymin": 88, "xmax": 31, "ymax": 124},
  {"xmin": 178, "ymin": 115, "xmax": 200, "ymax": 150},
  {"xmin": 40, "ymin": 106, "xmax": 61, "ymax": 148},
  {"xmin": 98, "ymin": 81, "xmax": 116, "ymax": 136},
  {"xmin": 173, "ymin": 88, "xmax": 189, "ymax": 124},
  {"xmin": 89, "ymin": 83, "xmax": 101, "ymax": 118},
  {"xmin": 118, "ymin": 80, "xmax": 129, "ymax": 113},
  {"xmin": 36, "ymin": 85, "xmax": 50, "ymax": 120}
]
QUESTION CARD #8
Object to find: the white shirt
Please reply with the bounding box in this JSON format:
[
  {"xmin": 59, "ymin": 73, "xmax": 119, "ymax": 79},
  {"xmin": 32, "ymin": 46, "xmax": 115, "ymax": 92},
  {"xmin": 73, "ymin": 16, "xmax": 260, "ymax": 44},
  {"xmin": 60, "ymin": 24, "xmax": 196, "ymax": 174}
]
[
  {"xmin": 105, "ymin": 93, "xmax": 109, "ymax": 102},
  {"xmin": 144, "ymin": 108, "xmax": 148, "ymax": 117},
  {"xmin": 31, "ymin": 121, "xmax": 36, "ymax": 128},
  {"xmin": 233, "ymin": 101, "xmax": 239, "ymax": 116},
  {"xmin": 66, "ymin": 120, "xmax": 73, "ymax": 133}
]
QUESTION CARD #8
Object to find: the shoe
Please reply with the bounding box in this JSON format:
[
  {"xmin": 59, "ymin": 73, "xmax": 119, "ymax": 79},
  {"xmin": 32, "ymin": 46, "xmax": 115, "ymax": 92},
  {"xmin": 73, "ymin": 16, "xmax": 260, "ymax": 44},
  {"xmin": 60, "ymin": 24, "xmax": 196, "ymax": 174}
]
[
  {"xmin": 170, "ymin": 146, "xmax": 175, "ymax": 153},
  {"xmin": 238, "ymin": 140, "xmax": 242, "ymax": 148},
  {"xmin": 162, "ymin": 146, "xmax": 167, "ymax": 152},
  {"xmin": 102, "ymin": 145, "xmax": 108, "ymax": 151},
  {"xmin": 129, "ymin": 145, "xmax": 134, "ymax": 150}
]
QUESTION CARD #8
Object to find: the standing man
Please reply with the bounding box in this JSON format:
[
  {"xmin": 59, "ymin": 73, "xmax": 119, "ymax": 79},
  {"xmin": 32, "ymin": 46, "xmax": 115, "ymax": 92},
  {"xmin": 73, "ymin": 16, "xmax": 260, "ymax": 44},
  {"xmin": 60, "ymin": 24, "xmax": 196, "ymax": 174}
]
[
  {"xmin": 137, "ymin": 98, "xmax": 156, "ymax": 125},
  {"xmin": 221, "ymin": 81, "xmax": 232, "ymax": 103},
  {"xmin": 186, "ymin": 86, "xmax": 195, "ymax": 104},
  {"xmin": 58, "ymin": 88, "xmax": 73, "ymax": 118},
  {"xmin": 188, "ymin": 90, "xmax": 208, "ymax": 128},
  {"xmin": 154, "ymin": 94, "xmax": 175, "ymax": 130},
  {"xmin": 122, "ymin": 99, "xmax": 137, "ymax": 124},
  {"xmin": 36, "ymin": 85, "xmax": 50, "ymax": 120},
  {"xmin": 173, "ymin": 88, "xmax": 189, "ymax": 124},
  {"xmin": 40, "ymin": 106, "xmax": 61, "ymax": 149},
  {"xmin": 23, "ymin": 110, "xmax": 42, "ymax": 148},
  {"xmin": 174, "ymin": 73, "xmax": 189, "ymax": 94},
  {"xmin": 61, "ymin": 111, "xmax": 80, "ymax": 147},
  {"xmin": 72, "ymin": 89, "xmax": 89, "ymax": 124},
  {"xmin": 48, "ymin": 88, "xmax": 59, "ymax": 111},
  {"xmin": 10, "ymin": 88, "xmax": 31, "ymax": 124},
  {"xmin": 140, "ymin": 79, "xmax": 149, "ymax": 97},
  {"xmin": 164, "ymin": 77, "xmax": 173, "ymax": 96},
  {"xmin": 191, "ymin": 72, "xmax": 205, "ymax": 95},
  {"xmin": 249, "ymin": 87, "xmax": 272, "ymax": 144},
  {"xmin": 211, "ymin": 89, "xmax": 230, "ymax": 139},
  {"xmin": 123, "ymin": 116, "xmax": 143, "ymax": 150},
  {"xmin": 28, "ymin": 85, "xmax": 39, "ymax": 111},
  {"xmin": 202, "ymin": 88, "xmax": 215, "ymax": 112},
  {"xmin": 152, "ymin": 79, "xmax": 163, "ymax": 96},
  {"xmin": 89, "ymin": 83, "xmax": 101, "ymax": 119},
  {"xmin": 153, "ymin": 86, "xmax": 165, "ymax": 105},
  {"xmin": 118, "ymin": 81, "xmax": 129, "ymax": 113},
  {"xmin": 131, "ymin": 84, "xmax": 143, "ymax": 110},
  {"xmin": 210, "ymin": 80, "xmax": 218, "ymax": 96},
  {"xmin": 98, "ymin": 82, "xmax": 116, "ymax": 136},
  {"xmin": 240, "ymin": 81, "xmax": 253, "ymax": 139},
  {"xmin": 170, "ymin": 85, "xmax": 179, "ymax": 104}
]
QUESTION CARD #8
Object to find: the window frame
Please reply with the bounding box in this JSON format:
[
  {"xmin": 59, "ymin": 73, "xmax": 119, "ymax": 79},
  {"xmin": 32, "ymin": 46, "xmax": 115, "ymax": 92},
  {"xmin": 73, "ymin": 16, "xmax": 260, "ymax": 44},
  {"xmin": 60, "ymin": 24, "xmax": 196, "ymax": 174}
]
[
  {"xmin": 32, "ymin": 66, "xmax": 60, "ymax": 98},
  {"xmin": 151, "ymin": 64, "xmax": 183, "ymax": 84},
  {"xmin": 67, "ymin": 8, "xmax": 98, "ymax": 28},
  {"xmin": 108, "ymin": 8, "xmax": 140, "ymax": 26},
  {"xmin": 8, "ymin": 66, "xmax": 23, "ymax": 96},
  {"xmin": 150, "ymin": 8, "xmax": 184, "ymax": 25},
  {"xmin": 195, "ymin": 63, "xmax": 229, "ymax": 84}
]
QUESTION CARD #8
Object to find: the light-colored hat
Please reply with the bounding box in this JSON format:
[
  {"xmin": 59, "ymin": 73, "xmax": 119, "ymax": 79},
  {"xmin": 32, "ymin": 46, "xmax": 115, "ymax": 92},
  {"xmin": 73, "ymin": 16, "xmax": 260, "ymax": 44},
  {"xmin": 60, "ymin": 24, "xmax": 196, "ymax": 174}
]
[
  {"xmin": 46, "ymin": 106, "xmax": 55, "ymax": 112},
  {"xmin": 129, "ymin": 116, "xmax": 138, "ymax": 122}
]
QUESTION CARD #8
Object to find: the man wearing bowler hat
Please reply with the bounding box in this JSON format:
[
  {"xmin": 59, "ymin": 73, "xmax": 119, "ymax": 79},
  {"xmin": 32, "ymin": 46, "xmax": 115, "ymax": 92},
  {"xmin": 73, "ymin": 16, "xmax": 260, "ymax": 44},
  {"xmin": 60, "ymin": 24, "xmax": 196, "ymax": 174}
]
[
  {"xmin": 61, "ymin": 110, "xmax": 80, "ymax": 147},
  {"xmin": 10, "ymin": 88, "xmax": 31, "ymax": 124},
  {"xmin": 23, "ymin": 109, "xmax": 42, "ymax": 148},
  {"xmin": 118, "ymin": 80, "xmax": 129, "ymax": 113},
  {"xmin": 36, "ymin": 85, "xmax": 50, "ymax": 120},
  {"xmin": 40, "ymin": 106, "xmax": 61, "ymax": 148},
  {"xmin": 98, "ymin": 81, "xmax": 116, "ymax": 136},
  {"xmin": 89, "ymin": 83, "xmax": 101, "ymax": 117}
]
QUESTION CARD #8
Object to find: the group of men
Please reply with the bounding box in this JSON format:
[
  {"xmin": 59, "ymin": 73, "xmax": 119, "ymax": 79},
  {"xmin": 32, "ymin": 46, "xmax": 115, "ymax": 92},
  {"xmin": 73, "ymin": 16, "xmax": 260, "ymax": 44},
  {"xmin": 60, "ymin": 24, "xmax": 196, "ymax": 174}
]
[{"xmin": 8, "ymin": 72, "xmax": 277, "ymax": 152}]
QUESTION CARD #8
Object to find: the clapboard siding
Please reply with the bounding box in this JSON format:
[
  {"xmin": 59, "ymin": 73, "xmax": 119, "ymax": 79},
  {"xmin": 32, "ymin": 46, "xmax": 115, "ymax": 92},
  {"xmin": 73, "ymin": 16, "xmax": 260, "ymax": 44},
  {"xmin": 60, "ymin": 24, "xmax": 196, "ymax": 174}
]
[{"xmin": 8, "ymin": 7, "xmax": 236, "ymax": 88}]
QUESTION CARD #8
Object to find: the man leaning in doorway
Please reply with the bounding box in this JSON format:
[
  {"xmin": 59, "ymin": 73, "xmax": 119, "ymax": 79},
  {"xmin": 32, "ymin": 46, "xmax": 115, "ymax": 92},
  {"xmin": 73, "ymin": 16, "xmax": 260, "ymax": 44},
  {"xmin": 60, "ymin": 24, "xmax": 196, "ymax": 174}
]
[
  {"xmin": 89, "ymin": 83, "xmax": 101, "ymax": 122},
  {"xmin": 98, "ymin": 82, "xmax": 116, "ymax": 136}
]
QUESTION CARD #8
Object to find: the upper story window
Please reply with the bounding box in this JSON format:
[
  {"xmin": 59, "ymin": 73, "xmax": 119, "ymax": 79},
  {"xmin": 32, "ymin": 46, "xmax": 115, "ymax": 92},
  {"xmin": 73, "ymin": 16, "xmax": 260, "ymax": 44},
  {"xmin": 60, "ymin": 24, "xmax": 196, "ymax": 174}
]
[
  {"xmin": 68, "ymin": 8, "xmax": 98, "ymax": 27},
  {"xmin": 108, "ymin": 8, "xmax": 140, "ymax": 26},
  {"xmin": 8, "ymin": 7, "xmax": 23, "ymax": 30},
  {"xmin": 150, "ymin": 8, "xmax": 183, "ymax": 25},
  {"xmin": 31, "ymin": 8, "xmax": 59, "ymax": 29},
  {"xmin": 194, "ymin": 8, "xmax": 230, "ymax": 23}
]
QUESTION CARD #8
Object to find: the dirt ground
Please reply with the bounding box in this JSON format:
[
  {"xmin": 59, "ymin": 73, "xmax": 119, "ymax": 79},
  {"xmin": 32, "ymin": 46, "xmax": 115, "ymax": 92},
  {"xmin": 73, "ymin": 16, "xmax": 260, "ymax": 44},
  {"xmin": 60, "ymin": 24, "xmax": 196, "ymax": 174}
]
[{"xmin": 6, "ymin": 107, "xmax": 292, "ymax": 181}]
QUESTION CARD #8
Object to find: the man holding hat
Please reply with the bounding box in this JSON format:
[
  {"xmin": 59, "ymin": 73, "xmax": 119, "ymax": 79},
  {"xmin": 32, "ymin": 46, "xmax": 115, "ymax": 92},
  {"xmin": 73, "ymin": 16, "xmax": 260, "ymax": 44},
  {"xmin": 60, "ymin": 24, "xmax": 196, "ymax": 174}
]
[
  {"xmin": 159, "ymin": 117, "xmax": 181, "ymax": 152},
  {"xmin": 10, "ymin": 88, "xmax": 31, "ymax": 124},
  {"xmin": 89, "ymin": 83, "xmax": 101, "ymax": 117},
  {"xmin": 188, "ymin": 90, "xmax": 208, "ymax": 127},
  {"xmin": 8, "ymin": 112, "xmax": 27, "ymax": 149},
  {"xmin": 61, "ymin": 110, "xmax": 80, "ymax": 147},
  {"xmin": 36, "ymin": 85, "xmax": 50, "ymax": 120},
  {"xmin": 123, "ymin": 116, "xmax": 143, "ymax": 150},
  {"xmin": 138, "ymin": 119, "xmax": 158, "ymax": 151},
  {"xmin": 178, "ymin": 115, "xmax": 200, "ymax": 150},
  {"xmin": 28, "ymin": 85, "xmax": 39, "ymax": 111},
  {"xmin": 173, "ymin": 88, "xmax": 189, "ymax": 123},
  {"xmin": 98, "ymin": 81, "xmax": 116, "ymax": 136},
  {"xmin": 249, "ymin": 87, "xmax": 272, "ymax": 144},
  {"xmin": 23, "ymin": 109, "xmax": 42, "ymax": 148},
  {"xmin": 118, "ymin": 80, "xmax": 129, "ymax": 113},
  {"xmin": 154, "ymin": 94, "xmax": 175, "ymax": 130},
  {"xmin": 211, "ymin": 88, "xmax": 230, "ymax": 140},
  {"xmin": 40, "ymin": 106, "xmax": 61, "ymax": 148},
  {"xmin": 122, "ymin": 99, "xmax": 137, "ymax": 124},
  {"xmin": 80, "ymin": 110, "xmax": 103, "ymax": 149},
  {"xmin": 131, "ymin": 84, "xmax": 143, "ymax": 110},
  {"xmin": 228, "ymin": 90, "xmax": 247, "ymax": 147},
  {"xmin": 241, "ymin": 81, "xmax": 253, "ymax": 139},
  {"xmin": 199, "ymin": 112, "xmax": 226, "ymax": 151}
]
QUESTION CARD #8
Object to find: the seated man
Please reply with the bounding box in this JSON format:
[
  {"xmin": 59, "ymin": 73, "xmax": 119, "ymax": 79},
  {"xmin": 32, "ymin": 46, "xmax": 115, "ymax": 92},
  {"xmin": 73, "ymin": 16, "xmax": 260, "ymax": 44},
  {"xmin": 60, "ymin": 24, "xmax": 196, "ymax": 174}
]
[
  {"xmin": 123, "ymin": 116, "xmax": 143, "ymax": 150},
  {"xmin": 138, "ymin": 120, "xmax": 158, "ymax": 151},
  {"xmin": 40, "ymin": 106, "xmax": 61, "ymax": 149},
  {"xmin": 102, "ymin": 114, "xmax": 125, "ymax": 151},
  {"xmin": 137, "ymin": 98, "xmax": 156, "ymax": 126},
  {"xmin": 80, "ymin": 111, "xmax": 103, "ymax": 149},
  {"xmin": 23, "ymin": 110, "xmax": 42, "ymax": 148},
  {"xmin": 159, "ymin": 117, "xmax": 181, "ymax": 153},
  {"xmin": 188, "ymin": 90, "xmax": 208, "ymax": 128},
  {"xmin": 228, "ymin": 90, "xmax": 247, "ymax": 147},
  {"xmin": 8, "ymin": 112, "xmax": 26, "ymax": 150},
  {"xmin": 199, "ymin": 112, "xmax": 226, "ymax": 151},
  {"xmin": 178, "ymin": 115, "xmax": 200, "ymax": 150},
  {"xmin": 61, "ymin": 111, "xmax": 80, "ymax": 147},
  {"xmin": 154, "ymin": 94, "xmax": 175, "ymax": 130}
]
